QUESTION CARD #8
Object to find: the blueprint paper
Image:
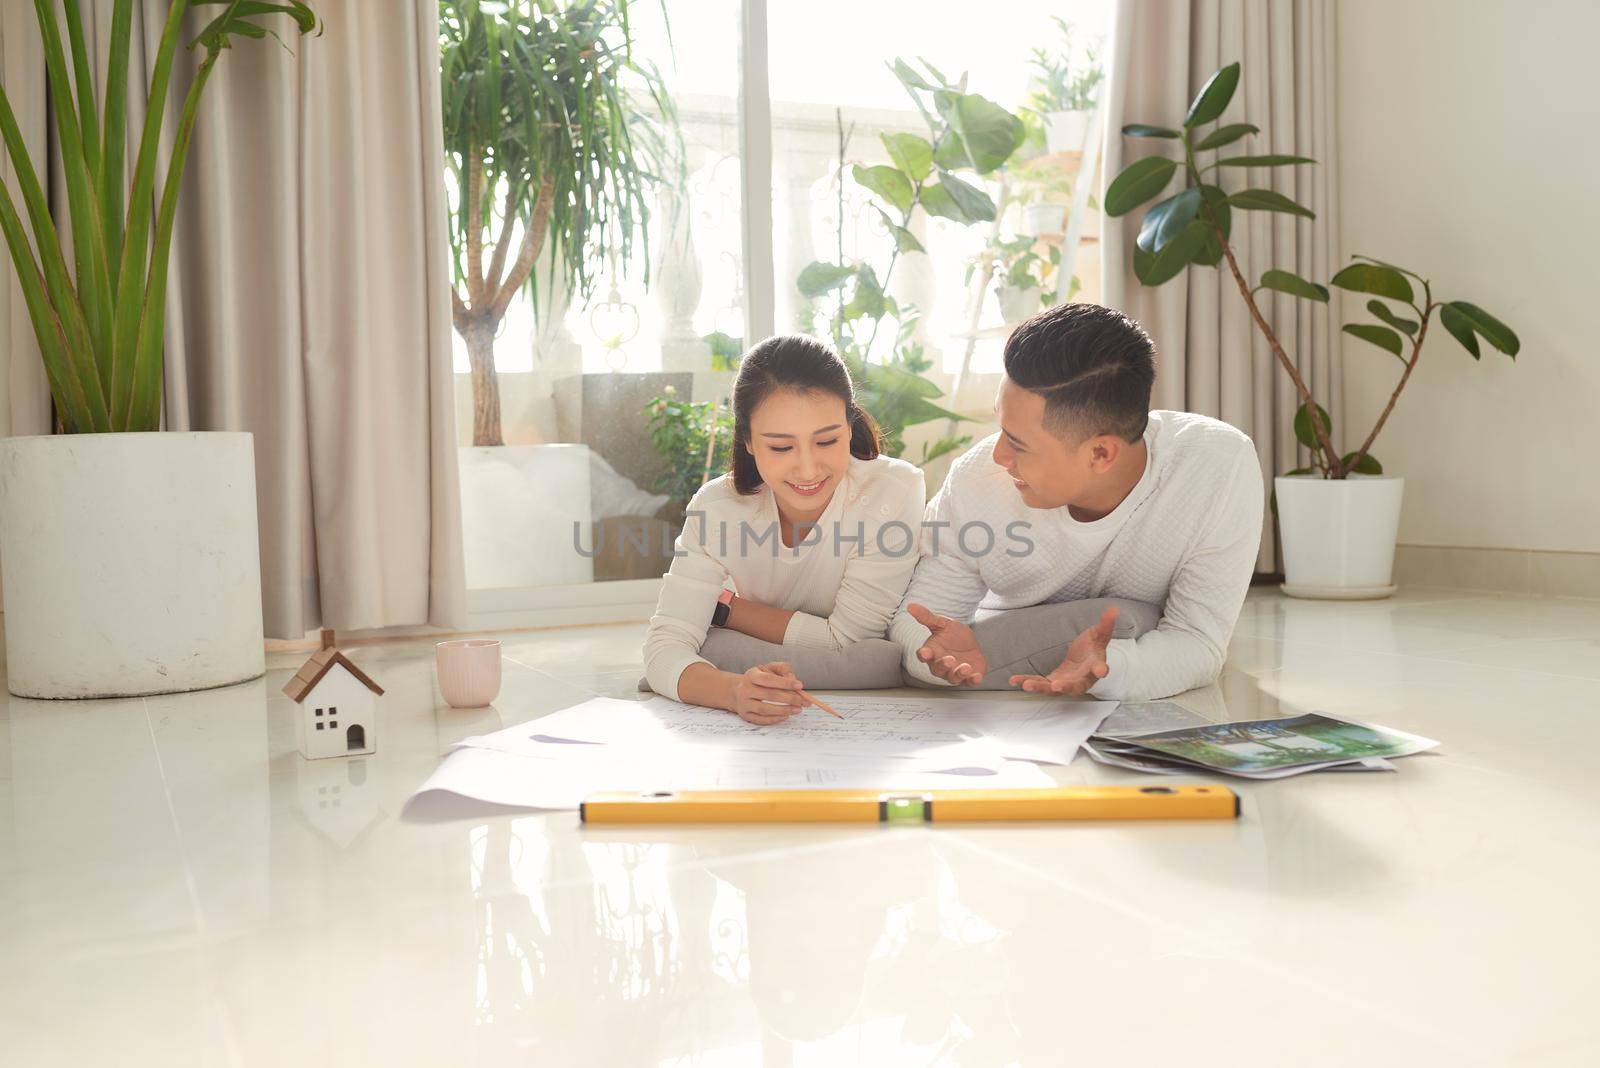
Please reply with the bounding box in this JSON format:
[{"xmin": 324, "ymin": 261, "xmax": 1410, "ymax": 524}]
[
  {"xmin": 461, "ymin": 693, "xmax": 1114, "ymax": 768},
  {"xmin": 404, "ymin": 745, "xmax": 1057, "ymax": 816}
]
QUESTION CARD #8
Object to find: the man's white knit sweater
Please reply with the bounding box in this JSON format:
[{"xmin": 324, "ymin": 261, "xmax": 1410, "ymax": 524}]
[{"xmin": 889, "ymin": 410, "xmax": 1264, "ymax": 701}]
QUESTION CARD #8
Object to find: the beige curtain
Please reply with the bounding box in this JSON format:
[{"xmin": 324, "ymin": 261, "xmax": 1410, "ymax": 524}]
[
  {"xmin": 0, "ymin": 2, "xmax": 465, "ymax": 637},
  {"xmin": 1102, "ymin": 0, "xmax": 1341, "ymax": 572},
  {"xmin": 0, "ymin": 15, "xmax": 53, "ymax": 438}
]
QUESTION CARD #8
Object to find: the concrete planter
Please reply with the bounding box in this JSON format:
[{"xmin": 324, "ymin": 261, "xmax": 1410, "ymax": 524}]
[
  {"xmin": 458, "ymin": 443, "xmax": 594, "ymax": 589},
  {"xmin": 0, "ymin": 432, "xmax": 265, "ymax": 697}
]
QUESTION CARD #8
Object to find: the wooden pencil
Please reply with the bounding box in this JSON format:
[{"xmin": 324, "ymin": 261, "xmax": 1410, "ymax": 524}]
[{"xmin": 799, "ymin": 690, "xmax": 843, "ymax": 718}]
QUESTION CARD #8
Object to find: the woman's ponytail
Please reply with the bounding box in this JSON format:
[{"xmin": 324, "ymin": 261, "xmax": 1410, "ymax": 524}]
[{"xmin": 847, "ymin": 401, "xmax": 884, "ymax": 461}]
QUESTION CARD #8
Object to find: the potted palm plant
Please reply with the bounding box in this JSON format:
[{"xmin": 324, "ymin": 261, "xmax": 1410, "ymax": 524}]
[
  {"xmin": 0, "ymin": 1, "xmax": 318, "ymax": 697},
  {"xmin": 441, "ymin": 0, "xmax": 677, "ymax": 447},
  {"xmin": 441, "ymin": 0, "xmax": 679, "ymax": 589},
  {"xmin": 1105, "ymin": 63, "xmax": 1519, "ymax": 598}
]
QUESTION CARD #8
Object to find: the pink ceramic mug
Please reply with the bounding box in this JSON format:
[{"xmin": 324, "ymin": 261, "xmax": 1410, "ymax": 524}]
[{"xmin": 436, "ymin": 639, "xmax": 502, "ymax": 708}]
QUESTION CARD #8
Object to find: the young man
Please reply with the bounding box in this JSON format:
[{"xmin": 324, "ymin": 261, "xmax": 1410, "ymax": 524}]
[{"xmin": 889, "ymin": 302, "xmax": 1264, "ymax": 702}]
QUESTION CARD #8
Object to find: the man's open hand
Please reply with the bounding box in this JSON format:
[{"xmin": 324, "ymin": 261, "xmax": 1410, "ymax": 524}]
[
  {"xmin": 1009, "ymin": 605, "xmax": 1119, "ymax": 696},
  {"xmin": 908, "ymin": 603, "xmax": 986, "ymax": 686}
]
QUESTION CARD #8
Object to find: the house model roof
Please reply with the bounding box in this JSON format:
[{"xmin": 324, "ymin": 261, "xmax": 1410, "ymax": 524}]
[{"xmin": 282, "ymin": 647, "xmax": 385, "ymax": 703}]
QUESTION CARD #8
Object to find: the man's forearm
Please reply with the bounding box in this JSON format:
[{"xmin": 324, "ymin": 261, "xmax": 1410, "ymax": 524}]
[
  {"xmin": 1089, "ymin": 632, "xmax": 1225, "ymax": 702},
  {"xmin": 889, "ymin": 611, "xmax": 945, "ymax": 685}
]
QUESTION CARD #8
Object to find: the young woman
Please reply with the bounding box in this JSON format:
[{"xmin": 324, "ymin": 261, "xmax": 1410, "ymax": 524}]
[{"xmin": 643, "ymin": 334, "xmax": 926, "ymax": 724}]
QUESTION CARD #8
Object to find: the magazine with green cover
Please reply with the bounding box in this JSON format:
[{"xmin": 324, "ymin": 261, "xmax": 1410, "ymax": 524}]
[{"xmin": 1114, "ymin": 713, "xmax": 1437, "ymax": 773}]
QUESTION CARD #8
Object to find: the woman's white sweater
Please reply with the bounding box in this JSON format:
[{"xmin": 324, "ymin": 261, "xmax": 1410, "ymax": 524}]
[{"xmin": 643, "ymin": 455, "xmax": 926, "ymax": 700}]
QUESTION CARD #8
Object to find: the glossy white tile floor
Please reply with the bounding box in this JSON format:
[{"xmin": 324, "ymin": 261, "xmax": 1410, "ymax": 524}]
[{"xmin": 4, "ymin": 586, "xmax": 1599, "ymax": 1066}]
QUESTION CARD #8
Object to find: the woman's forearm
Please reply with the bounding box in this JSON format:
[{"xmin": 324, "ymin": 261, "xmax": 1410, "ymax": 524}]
[
  {"xmin": 674, "ymin": 661, "xmax": 740, "ymax": 712},
  {"xmin": 724, "ymin": 595, "xmax": 795, "ymax": 644}
]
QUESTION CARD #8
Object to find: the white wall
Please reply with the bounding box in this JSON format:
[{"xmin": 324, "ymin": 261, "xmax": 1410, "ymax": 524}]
[{"xmin": 1337, "ymin": 0, "xmax": 1600, "ymax": 555}]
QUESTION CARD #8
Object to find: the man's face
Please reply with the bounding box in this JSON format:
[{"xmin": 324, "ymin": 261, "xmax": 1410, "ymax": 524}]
[{"xmin": 991, "ymin": 377, "xmax": 1096, "ymax": 510}]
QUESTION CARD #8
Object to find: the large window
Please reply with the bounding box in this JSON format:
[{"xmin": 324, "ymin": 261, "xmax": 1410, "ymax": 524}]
[
  {"xmin": 768, "ymin": 1, "xmax": 1111, "ymax": 373},
  {"xmin": 448, "ymin": 0, "xmax": 1112, "ymax": 602},
  {"xmin": 449, "ymin": 1, "xmax": 744, "ymax": 594}
]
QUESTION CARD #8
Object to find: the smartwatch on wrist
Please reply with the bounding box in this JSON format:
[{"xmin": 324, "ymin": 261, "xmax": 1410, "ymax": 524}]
[{"xmin": 710, "ymin": 589, "xmax": 735, "ymax": 628}]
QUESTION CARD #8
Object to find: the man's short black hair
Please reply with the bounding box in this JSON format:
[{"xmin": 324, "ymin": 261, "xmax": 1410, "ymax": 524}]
[{"xmin": 1003, "ymin": 302, "xmax": 1156, "ymax": 443}]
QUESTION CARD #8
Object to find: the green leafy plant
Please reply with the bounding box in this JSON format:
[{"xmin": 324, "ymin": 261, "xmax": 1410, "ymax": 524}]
[
  {"xmin": 985, "ymin": 235, "xmax": 1061, "ymax": 299},
  {"xmin": 1023, "ymin": 17, "xmax": 1103, "ymax": 115},
  {"xmin": 702, "ymin": 330, "xmax": 743, "ymax": 371},
  {"xmin": 852, "ymin": 318, "xmax": 970, "ymax": 464},
  {"xmin": 1105, "ymin": 62, "xmax": 1520, "ymax": 480},
  {"xmin": 796, "ymin": 59, "xmax": 1028, "ymax": 467},
  {"xmin": 441, "ymin": 0, "xmax": 680, "ymax": 446},
  {"xmin": 0, "ymin": 0, "xmax": 319, "ymax": 434},
  {"xmin": 1010, "ymin": 155, "xmax": 1075, "ymax": 209},
  {"xmin": 643, "ymin": 386, "xmax": 733, "ymax": 508}
]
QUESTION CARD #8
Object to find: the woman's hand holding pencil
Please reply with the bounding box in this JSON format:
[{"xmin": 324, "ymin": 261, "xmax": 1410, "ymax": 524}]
[
  {"xmin": 728, "ymin": 662, "xmax": 842, "ymax": 725},
  {"xmin": 767, "ymin": 662, "xmax": 842, "ymax": 718}
]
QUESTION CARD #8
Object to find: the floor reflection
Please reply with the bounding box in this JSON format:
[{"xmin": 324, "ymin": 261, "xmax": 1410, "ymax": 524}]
[
  {"xmin": 466, "ymin": 822, "xmax": 1059, "ymax": 1065},
  {"xmin": 12, "ymin": 593, "xmax": 1600, "ymax": 1064},
  {"xmin": 469, "ymin": 820, "xmax": 730, "ymax": 1061}
]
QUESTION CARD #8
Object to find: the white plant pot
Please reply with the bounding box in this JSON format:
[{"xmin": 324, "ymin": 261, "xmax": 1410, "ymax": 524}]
[
  {"xmin": 0, "ymin": 432, "xmax": 265, "ymax": 698},
  {"xmin": 1275, "ymin": 474, "xmax": 1405, "ymax": 599},
  {"xmin": 1045, "ymin": 109, "xmax": 1094, "ymax": 154},
  {"xmin": 997, "ymin": 284, "xmax": 1044, "ymax": 324},
  {"xmin": 458, "ymin": 443, "xmax": 594, "ymax": 589},
  {"xmin": 1021, "ymin": 202, "xmax": 1068, "ymax": 236}
]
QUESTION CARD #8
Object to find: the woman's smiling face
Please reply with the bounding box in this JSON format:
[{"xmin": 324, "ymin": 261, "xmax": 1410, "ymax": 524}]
[{"xmin": 744, "ymin": 388, "xmax": 851, "ymax": 518}]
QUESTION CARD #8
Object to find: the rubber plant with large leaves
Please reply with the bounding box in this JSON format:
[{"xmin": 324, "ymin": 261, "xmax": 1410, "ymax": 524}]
[{"xmin": 1105, "ymin": 63, "xmax": 1519, "ymax": 479}]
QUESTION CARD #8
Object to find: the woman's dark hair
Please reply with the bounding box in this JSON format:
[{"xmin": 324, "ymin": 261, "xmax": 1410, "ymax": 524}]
[{"xmin": 730, "ymin": 334, "xmax": 882, "ymax": 494}]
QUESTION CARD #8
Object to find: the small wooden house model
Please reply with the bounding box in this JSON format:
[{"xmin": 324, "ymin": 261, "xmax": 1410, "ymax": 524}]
[{"xmin": 283, "ymin": 632, "xmax": 383, "ymax": 759}]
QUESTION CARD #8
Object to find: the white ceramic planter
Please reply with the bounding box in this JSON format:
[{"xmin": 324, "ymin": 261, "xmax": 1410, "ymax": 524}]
[
  {"xmin": 1275, "ymin": 474, "xmax": 1405, "ymax": 599},
  {"xmin": 0, "ymin": 432, "xmax": 265, "ymax": 698},
  {"xmin": 1022, "ymin": 201, "xmax": 1067, "ymax": 236},
  {"xmin": 1045, "ymin": 109, "xmax": 1093, "ymax": 154},
  {"xmin": 997, "ymin": 284, "xmax": 1044, "ymax": 323}
]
